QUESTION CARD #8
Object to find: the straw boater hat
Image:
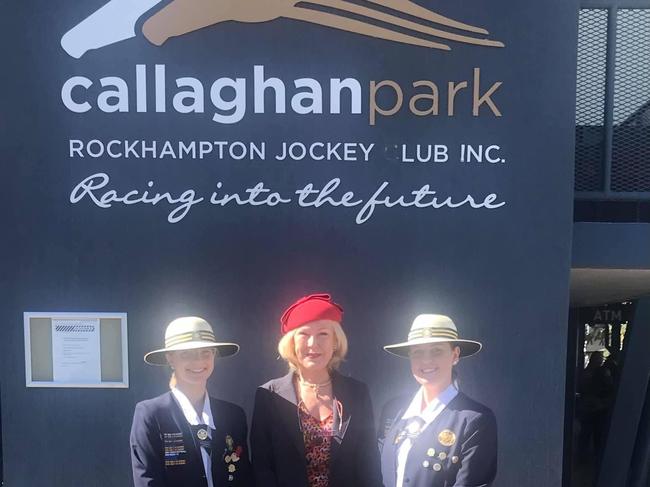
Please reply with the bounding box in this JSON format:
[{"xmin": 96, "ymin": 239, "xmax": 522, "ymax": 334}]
[
  {"xmin": 144, "ymin": 316, "xmax": 240, "ymax": 365},
  {"xmin": 384, "ymin": 314, "xmax": 482, "ymax": 358}
]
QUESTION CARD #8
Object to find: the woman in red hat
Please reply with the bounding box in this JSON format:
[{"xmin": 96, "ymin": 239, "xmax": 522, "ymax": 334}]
[{"xmin": 250, "ymin": 294, "xmax": 382, "ymax": 487}]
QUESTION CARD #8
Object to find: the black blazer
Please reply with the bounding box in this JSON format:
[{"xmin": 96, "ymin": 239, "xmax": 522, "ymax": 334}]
[
  {"xmin": 378, "ymin": 392, "xmax": 497, "ymax": 487},
  {"xmin": 130, "ymin": 391, "xmax": 253, "ymax": 487},
  {"xmin": 250, "ymin": 371, "xmax": 383, "ymax": 487}
]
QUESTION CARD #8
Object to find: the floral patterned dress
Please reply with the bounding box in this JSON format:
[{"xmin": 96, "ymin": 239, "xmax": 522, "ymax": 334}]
[{"xmin": 299, "ymin": 405, "xmax": 334, "ymax": 487}]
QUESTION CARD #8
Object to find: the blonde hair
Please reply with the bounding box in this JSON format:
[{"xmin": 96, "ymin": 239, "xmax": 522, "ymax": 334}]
[
  {"xmin": 278, "ymin": 321, "xmax": 348, "ymax": 371},
  {"xmin": 169, "ymin": 371, "xmax": 177, "ymax": 389}
]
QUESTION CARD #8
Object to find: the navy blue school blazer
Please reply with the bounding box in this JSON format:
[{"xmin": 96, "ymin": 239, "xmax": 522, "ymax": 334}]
[
  {"xmin": 250, "ymin": 371, "xmax": 383, "ymax": 487},
  {"xmin": 130, "ymin": 391, "xmax": 253, "ymax": 487},
  {"xmin": 379, "ymin": 392, "xmax": 497, "ymax": 487}
]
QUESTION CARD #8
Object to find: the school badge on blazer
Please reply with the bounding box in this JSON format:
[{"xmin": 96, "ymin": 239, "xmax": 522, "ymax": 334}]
[
  {"xmin": 223, "ymin": 434, "xmax": 245, "ymax": 482},
  {"xmin": 438, "ymin": 429, "xmax": 457, "ymax": 447},
  {"xmin": 163, "ymin": 432, "xmax": 187, "ymax": 466}
]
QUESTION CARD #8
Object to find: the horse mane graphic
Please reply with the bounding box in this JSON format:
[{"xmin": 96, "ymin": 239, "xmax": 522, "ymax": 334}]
[{"xmin": 61, "ymin": 0, "xmax": 504, "ymax": 59}]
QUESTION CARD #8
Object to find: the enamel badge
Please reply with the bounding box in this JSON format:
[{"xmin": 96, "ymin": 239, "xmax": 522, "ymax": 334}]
[{"xmin": 438, "ymin": 429, "xmax": 457, "ymax": 447}]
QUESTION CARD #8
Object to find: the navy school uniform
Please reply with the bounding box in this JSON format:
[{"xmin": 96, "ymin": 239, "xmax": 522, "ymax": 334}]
[
  {"xmin": 130, "ymin": 391, "xmax": 253, "ymax": 487},
  {"xmin": 379, "ymin": 392, "xmax": 497, "ymax": 487}
]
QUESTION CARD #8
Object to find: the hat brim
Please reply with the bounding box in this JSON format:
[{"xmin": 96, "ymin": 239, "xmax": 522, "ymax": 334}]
[
  {"xmin": 383, "ymin": 337, "xmax": 482, "ymax": 358},
  {"xmin": 144, "ymin": 341, "xmax": 240, "ymax": 366}
]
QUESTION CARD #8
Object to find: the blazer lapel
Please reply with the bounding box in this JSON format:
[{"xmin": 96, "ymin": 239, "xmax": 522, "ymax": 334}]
[
  {"xmin": 166, "ymin": 392, "xmax": 204, "ymax": 479},
  {"xmin": 329, "ymin": 372, "xmax": 352, "ymax": 463},
  {"xmin": 210, "ymin": 405, "xmax": 226, "ymax": 486},
  {"xmin": 381, "ymin": 404, "xmax": 409, "ymax": 487},
  {"xmin": 272, "ymin": 371, "xmax": 306, "ymax": 457},
  {"xmin": 381, "ymin": 427, "xmax": 401, "ymax": 487}
]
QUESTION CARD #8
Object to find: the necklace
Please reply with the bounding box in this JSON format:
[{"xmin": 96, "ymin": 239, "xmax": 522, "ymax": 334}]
[{"xmin": 298, "ymin": 376, "xmax": 332, "ymax": 398}]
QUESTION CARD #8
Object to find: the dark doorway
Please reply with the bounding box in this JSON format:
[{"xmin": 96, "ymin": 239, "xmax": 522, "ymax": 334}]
[{"xmin": 567, "ymin": 302, "xmax": 632, "ymax": 487}]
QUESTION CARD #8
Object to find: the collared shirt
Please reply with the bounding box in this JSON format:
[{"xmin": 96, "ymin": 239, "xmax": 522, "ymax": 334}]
[
  {"xmin": 395, "ymin": 384, "xmax": 458, "ymax": 487},
  {"xmin": 171, "ymin": 388, "xmax": 215, "ymax": 487}
]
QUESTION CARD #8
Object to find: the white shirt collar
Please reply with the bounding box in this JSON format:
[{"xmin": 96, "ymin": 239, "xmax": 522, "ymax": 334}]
[
  {"xmin": 171, "ymin": 387, "xmax": 215, "ymax": 429},
  {"xmin": 401, "ymin": 384, "xmax": 458, "ymax": 423}
]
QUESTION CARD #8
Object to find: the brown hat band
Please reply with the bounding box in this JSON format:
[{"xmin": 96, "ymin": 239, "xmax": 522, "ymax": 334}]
[{"xmin": 408, "ymin": 327, "xmax": 459, "ymax": 341}]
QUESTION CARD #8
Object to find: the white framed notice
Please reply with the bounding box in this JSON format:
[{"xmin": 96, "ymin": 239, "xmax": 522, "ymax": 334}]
[{"xmin": 24, "ymin": 312, "xmax": 129, "ymax": 388}]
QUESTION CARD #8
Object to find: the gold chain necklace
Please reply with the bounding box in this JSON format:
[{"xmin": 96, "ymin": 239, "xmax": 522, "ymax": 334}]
[{"xmin": 298, "ymin": 376, "xmax": 332, "ymax": 398}]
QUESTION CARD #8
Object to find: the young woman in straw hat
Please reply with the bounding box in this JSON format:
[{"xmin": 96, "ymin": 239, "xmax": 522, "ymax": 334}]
[
  {"xmin": 250, "ymin": 293, "xmax": 382, "ymax": 487},
  {"xmin": 130, "ymin": 316, "xmax": 252, "ymax": 487},
  {"xmin": 379, "ymin": 314, "xmax": 497, "ymax": 487}
]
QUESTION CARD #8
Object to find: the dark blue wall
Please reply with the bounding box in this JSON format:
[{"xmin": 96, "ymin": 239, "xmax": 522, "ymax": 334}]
[
  {"xmin": 573, "ymin": 222, "xmax": 650, "ymax": 268},
  {"xmin": 1, "ymin": 1, "xmax": 578, "ymax": 486}
]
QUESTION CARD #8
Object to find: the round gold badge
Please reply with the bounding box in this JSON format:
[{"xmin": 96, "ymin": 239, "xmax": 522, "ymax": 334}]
[
  {"xmin": 438, "ymin": 429, "xmax": 456, "ymax": 447},
  {"xmin": 197, "ymin": 429, "xmax": 208, "ymax": 441}
]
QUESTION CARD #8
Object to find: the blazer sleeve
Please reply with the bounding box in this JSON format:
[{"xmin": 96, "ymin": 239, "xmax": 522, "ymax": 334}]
[
  {"xmin": 130, "ymin": 402, "xmax": 165, "ymax": 487},
  {"xmin": 355, "ymin": 383, "xmax": 384, "ymax": 487},
  {"xmin": 452, "ymin": 410, "xmax": 498, "ymax": 487},
  {"xmin": 250, "ymin": 388, "xmax": 279, "ymax": 487}
]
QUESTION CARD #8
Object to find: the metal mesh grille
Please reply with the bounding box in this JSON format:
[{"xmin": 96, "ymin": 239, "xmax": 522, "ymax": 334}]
[
  {"xmin": 575, "ymin": 9, "xmax": 608, "ymax": 192},
  {"xmin": 612, "ymin": 9, "xmax": 650, "ymax": 192}
]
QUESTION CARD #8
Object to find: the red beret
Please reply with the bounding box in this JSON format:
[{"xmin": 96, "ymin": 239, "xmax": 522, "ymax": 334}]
[{"xmin": 280, "ymin": 294, "xmax": 343, "ymax": 335}]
